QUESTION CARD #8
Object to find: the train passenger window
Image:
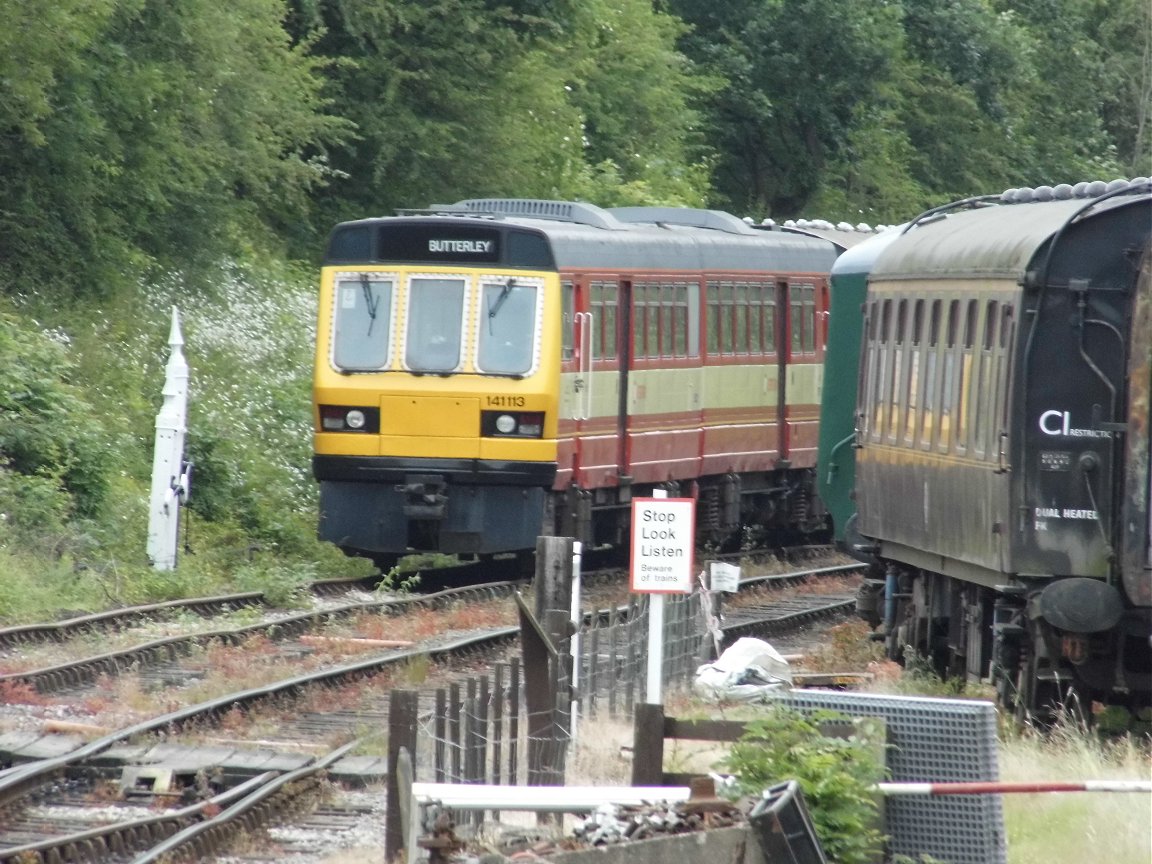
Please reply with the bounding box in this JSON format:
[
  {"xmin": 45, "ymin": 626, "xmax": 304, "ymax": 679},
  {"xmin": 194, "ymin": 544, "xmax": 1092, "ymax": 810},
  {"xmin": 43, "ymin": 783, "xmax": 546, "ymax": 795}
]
[
  {"xmin": 332, "ymin": 273, "xmax": 394, "ymax": 371},
  {"xmin": 672, "ymin": 283, "xmax": 690, "ymax": 357},
  {"xmin": 706, "ymin": 281, "xmax": 720, "ymax": 354},
  {"xmin": 789, "ymin": 287, "xmax": 802, "ymax": 354},
  {"xmin": 956, "ymin": 299, "xmax": 978, "ymax": 452},
  {"xmin": 800, "ymin": 285, "xmax": 816, "ymax": 353},
  {"xmin": 720, "ymin": 282, "xmax": 735, "ymax": 354},
  {"xmin": 477, "ymin": 278, "xmax": 538, "ymax": 376},
  {"xmin": 999, "ymin": 304, "xmax": 1014, "ymax": 428},
  {"xmin": 872, "ymin": 299, "xmax": 891, "ymax": 441},
  {"xmin": 633, "ymin": 282, "xmax": 650, "ymax": 358},
  {"xmin": 736, "ymin": 283, "xmax": 750, "ymax": 354},
  {"xmin": 660, "ymin": 284, "xmax": 675, "ymax": 357},
  {"xmin": 905, "ymin": 300, "xmax": 924, "ymax": 445},
  {"xmin": 764, "ymin": 293, "xmax": 776, "ymax": 353},
  {"xmin": 746, "ymin": 284, "xmax": 760, "ymax": 353},
  {"xmin": 646, "ymin": 284, "xmax": 660, "ymax": 358},
  {"xmin": 561, "ymin": 281, "xmax": 575, "ymax": 362},
  {"xmin": 972, "ymin": 300, "xmax": 997, "ymax": 455},
  {"xmin": 591, "ymin": 281, "xmax": 617, "ymax": 360},
  {"xmin": 888, "ymin": 299, "xmax": 907, "ymax": 443},
  {"xmin": 941, "ymin": 299, "xmax": 959, "ymax": 452},
  {"xmin": 405, "ymin": 277, "xmax": 465, "ymax": 372},
  {"xmin": 922, "ymin": 299, "xmax": 941, "ymax": 448}
]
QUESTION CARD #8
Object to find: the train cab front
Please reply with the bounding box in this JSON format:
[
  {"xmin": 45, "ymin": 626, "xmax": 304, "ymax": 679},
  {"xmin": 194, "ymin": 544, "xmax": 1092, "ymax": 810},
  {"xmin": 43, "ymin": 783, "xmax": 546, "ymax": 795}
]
[{"xmin": 311, "ymin": 254, "xmax": 561, "ymax": 568}]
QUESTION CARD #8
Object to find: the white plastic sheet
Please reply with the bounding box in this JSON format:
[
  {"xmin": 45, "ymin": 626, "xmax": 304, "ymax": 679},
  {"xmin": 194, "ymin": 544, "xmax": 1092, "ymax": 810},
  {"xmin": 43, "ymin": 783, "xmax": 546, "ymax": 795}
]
[{"xmin": 693, "ymin": 636, "xmax": 793, "ymax": 702}]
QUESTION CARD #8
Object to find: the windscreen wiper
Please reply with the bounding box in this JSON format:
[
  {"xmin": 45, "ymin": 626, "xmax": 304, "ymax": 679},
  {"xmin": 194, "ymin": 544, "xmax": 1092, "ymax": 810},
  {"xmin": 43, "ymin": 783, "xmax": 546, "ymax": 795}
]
[
  {"xmin": 487, "ymin": 278, "xmax": 516, "ymax": 329},
  {"xmin": 360, "ymin": 274, "xmax": 380, "ymax": 336}
]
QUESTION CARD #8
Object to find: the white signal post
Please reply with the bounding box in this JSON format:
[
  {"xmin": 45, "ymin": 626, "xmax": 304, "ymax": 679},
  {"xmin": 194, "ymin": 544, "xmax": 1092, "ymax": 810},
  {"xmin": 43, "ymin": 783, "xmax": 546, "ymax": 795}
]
[
  {"xmin": 631, "ymin": 492, "xmax": 695, "ymax": 705},
  {"xmin": 147, "ymin": 307, "xmax": 190, "ymax": 570}
]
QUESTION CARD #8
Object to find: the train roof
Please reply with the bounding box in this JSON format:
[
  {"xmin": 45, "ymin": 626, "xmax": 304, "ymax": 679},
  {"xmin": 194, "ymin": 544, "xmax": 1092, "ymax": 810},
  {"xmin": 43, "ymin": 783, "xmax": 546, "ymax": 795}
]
[
  {"xmin": 327, "ymin": 199, "xmax": 840, "ymax": 275},
  {"xmin": 830, "ymin": 225, "xmax": 909, "ymax": 276},
  {"xmin": 871, "ymin": 182, "xmax": 1151, "ymax": 281}
]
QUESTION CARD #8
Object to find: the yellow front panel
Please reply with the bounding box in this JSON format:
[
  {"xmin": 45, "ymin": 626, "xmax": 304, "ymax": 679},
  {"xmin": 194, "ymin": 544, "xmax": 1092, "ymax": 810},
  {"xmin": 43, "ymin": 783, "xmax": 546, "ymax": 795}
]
[
  {"xmin": 379, "ymin": 436, "xmax": 480, "ymax": 459},
  {"xmin": 380, "ymin": 395, "xmax": 480, "ymax": 438},
  {"xmin": 479, "ymin": 437, "xmax": 557, "ymax": 462},
  {"xmin": 314, "ymin": 432, "xmax": 379, "ymax": 456}
]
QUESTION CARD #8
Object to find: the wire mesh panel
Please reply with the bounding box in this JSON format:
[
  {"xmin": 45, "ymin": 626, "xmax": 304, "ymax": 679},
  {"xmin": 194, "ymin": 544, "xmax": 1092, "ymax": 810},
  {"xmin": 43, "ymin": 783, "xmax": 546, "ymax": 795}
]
[{"xmin": 779, "ymin": 689, "xmax": 1005, "ymax": 864}]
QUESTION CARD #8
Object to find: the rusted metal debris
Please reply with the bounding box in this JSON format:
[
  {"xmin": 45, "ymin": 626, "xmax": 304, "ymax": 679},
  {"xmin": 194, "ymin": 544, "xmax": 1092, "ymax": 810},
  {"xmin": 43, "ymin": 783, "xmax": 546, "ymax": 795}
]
[{"xmin": 423, "ymin": 777, "xmax": 754, "ymax": 862}]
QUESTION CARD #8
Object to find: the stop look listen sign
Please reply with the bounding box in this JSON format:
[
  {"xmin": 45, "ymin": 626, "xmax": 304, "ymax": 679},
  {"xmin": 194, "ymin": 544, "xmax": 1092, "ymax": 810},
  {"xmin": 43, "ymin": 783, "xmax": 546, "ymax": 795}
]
[{"xmin": 629, "ymin": 497, "xmax": 696, "ymax": 593}]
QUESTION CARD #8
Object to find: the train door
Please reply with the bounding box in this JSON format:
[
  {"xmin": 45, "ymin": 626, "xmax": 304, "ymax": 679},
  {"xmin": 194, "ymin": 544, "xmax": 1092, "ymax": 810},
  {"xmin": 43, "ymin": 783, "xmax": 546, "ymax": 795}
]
[
  {"xmin": 616, "ymin": 280, "xmax": 633, "ymax": 479},
  {"xmin": 775, "ymin": 280, "xmax": 792, "ymax": 461}
]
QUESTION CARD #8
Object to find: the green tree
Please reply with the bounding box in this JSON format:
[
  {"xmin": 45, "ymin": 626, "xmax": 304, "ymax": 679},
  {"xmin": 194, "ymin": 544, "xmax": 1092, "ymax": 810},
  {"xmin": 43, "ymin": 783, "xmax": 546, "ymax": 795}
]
[
  {"xmin": 556, "ymin": 0, "xmax": 714, "ymax": 206},
  {"xmin": 0, "ymin": 0, "xmax": 347, "ymax": 295},
  {"xmin": 1096, "ymin": 0, "xmax": 1152, "ymax": 176},
  {"xmin": 289, "ymin": 0, "xmax": 710, "ymax": 226},
  {"xmin": 990, "ymin": 0, "xmax": 1124, "ymax": 181},
  {"xmin": 669, "ymin": 0, "xmax": 904, "ymax": 217}
]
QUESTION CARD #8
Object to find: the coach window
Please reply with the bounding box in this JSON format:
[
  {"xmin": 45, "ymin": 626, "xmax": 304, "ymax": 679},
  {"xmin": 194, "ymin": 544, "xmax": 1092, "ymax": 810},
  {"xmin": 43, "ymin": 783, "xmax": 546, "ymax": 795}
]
[
  {"xmin": 405, "ymin": 276, "xmax": 465, "ymax": 373},
  {"xmin": 790, "ymin": 287, "xmax": 802, "ymax": 354},
  {"xmin": 887, "ymin": 299, "xmax": 907, "ymax": 444},
  {"xmin": 858, "ymin": 303, "xmax": 876, "ymax": 437},
  {"xmin": 591, "ymin": 281, "xmax": 617, "ymax": 361},
  {"xmin": 735, "ymin": 283, "xmax": 750, "ymax": 353},
  {"xmin": 672, "ymin": 283, "xmax": 691, "ymax": 357},
  {"xmin": 801, "ymin": 285, "xmax": 816, "ymax": 353},
  {"xmin": 764, "ymin": 291, "xmax": 777, "ymax": 354},
  {"xmin": 660, "ymin": 284, "xmax": 675, "ymax": 356},
  {"xmin": 998, "ymin": 304, "xmax": 1014, "ymax": 429},
  {"xmin": 478, "ymin": 278, "xmax": 538, "ymax": 376},
  {"xmin": 561, "ymin": 281, "xmax": 575, "ymax": 362},
  {"xmin": 940, "ymin": 299, "xmax": 959, "ymax": 453},
  {"xmin": 747, "ymin": 283, "xmax": 763, "ymax": 353},
  {"xmin": 972, "ymin": 300, "xmax": 997, "ymax": 456},
  {"xmin": 333, "ymin": 273, "xmax": 394, "ymax": 371},
  {"xmin": 955, "ymin": 299, "xmax": 977, "ymax": 453},
  {"xmin": 720, "ymin": 282, "xmax": 736, "ymax": 354},
  {"xmin": 871, "ymin": 299, "xmax": 891, "ymax": 442},
  {"xmin": 631, "ymin": 282, "xmax": 648, "ymax": 358},
  {"xmin": 706, "ymin": 281, "xmax": 720, "ymax": 355},
  {"xmin": 922, "ymin": 299, "xmax": 941, "ymax": 449},
  {"xmin": 646, "ymin": 284, "xmax": 660, "ymax": 358},
  {"xmin": 905, "ymin": 299, "xmax": 923, "ymax": 445}
]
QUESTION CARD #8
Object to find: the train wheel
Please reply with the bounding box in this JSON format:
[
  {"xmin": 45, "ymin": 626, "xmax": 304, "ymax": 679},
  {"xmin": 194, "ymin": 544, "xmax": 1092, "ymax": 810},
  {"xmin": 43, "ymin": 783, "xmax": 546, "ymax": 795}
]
[
  {"xmin": 1011, "ymin": 649, "xmax": 1089, "ymax": 729},
  {"xmin": 372, "ymin": 553, "xmax": 402, "ymax": 576}
]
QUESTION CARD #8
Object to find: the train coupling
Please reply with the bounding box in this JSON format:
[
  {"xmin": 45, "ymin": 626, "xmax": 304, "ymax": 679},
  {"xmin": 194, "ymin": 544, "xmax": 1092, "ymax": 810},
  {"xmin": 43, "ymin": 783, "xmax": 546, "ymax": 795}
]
[{"xmin": 397, "ymin": 474, "xmax": 448, "ymax": 520}]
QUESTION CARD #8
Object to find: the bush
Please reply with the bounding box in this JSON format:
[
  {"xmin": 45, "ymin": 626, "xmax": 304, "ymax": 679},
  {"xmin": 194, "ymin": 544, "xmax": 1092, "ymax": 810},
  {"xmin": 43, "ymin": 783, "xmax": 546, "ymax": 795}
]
[
  {"xmin": 718, "ymin": 707, "xmax": 886, "ymax": 864},
  {"xmin": 0, "ymin": 310, "xmax": 111, "ymax": 522}
]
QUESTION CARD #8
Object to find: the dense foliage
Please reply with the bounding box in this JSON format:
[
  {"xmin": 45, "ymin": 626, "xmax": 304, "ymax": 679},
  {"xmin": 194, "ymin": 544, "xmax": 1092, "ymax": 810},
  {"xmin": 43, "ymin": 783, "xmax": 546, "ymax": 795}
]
[
  {"xmin": 719, "ymin": 708, "xmax": 886, "ymax": 864},
  {"xmin": 1, "ymin": 0, "xmax": 1144, "ymax": 285},
  {"xmin": 0, "ymin": 0, "xmax": 1146, "ymax": 615}
]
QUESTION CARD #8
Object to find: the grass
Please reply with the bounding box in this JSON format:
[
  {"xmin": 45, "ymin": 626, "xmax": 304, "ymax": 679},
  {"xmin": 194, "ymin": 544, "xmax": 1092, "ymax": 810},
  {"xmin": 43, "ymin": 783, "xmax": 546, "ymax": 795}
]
[{"xmin": 999, "ymin": 723, "xmax": 1150, "ymax": 863}]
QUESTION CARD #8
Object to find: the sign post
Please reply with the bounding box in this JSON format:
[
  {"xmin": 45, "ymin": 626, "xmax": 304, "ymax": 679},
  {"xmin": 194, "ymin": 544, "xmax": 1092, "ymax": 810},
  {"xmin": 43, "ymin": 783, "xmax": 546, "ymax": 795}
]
[{"xmin": 630, "ymin": 492, "xmax": 695, "ymax": 705}]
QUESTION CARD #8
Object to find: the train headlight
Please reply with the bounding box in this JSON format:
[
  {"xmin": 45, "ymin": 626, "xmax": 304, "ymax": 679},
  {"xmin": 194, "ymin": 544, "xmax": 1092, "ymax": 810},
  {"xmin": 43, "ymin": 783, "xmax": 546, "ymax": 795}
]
[
  {"xmin": 482, "ymin": 411, "xmax": 545, "ymax": 438},
  {"xmin": 319, "ymin": 405, "xmax": 379, "ymax": 433}
]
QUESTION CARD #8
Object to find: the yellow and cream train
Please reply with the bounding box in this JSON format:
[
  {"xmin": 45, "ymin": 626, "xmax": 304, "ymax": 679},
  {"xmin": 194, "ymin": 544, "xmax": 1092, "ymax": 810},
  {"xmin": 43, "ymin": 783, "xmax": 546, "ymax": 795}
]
[{"xmin": 311, "ymin": 199, "xmax": 845, "ymax": 569}]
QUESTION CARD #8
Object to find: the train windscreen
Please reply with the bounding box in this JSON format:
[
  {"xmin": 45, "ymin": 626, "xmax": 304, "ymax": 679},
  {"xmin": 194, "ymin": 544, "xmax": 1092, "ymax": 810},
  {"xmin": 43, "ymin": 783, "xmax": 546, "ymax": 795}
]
[
  {"xmin": 477, "ymin": 279, "xmax": 538, "ymax": 376},
  {"xmin": 405, "ymin": 277, "xmax": 466, "ymax": 372}
]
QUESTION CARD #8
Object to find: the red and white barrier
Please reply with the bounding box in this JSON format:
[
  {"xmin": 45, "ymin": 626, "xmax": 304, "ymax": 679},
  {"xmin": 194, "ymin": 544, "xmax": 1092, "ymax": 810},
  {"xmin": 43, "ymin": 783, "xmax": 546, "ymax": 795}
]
[{"xmin": 877, "ymin": 781, "xmax": 1152, "ymax": 796}]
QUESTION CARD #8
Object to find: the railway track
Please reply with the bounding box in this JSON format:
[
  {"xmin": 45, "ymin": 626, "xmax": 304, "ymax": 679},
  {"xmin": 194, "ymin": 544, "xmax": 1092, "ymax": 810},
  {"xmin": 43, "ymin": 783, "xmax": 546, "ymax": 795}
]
[{"xmin": 0, "ymin": 557, "xmax": 863, "ymax": 863}]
